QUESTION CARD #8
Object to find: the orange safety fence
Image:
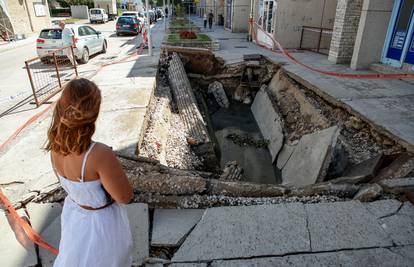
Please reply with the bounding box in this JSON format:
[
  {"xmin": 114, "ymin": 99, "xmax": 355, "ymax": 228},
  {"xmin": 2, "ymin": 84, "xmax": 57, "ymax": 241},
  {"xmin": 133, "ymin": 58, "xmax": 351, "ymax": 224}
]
[
  {"xmin": 250, "ymin": 19, "xmax": 414, "ymax": 80},
  {"xmin": 0, "ymin": 40, "xmax": 147, "ymax": 256}
]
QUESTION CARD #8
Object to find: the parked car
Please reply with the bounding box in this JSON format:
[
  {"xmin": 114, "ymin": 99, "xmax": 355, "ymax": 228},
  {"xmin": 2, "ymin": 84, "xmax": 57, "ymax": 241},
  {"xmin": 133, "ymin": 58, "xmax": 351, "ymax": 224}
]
[
  {"xmin": 148, "ymin": 10, "xmax": 156, "ymax": 24},
  {"xmin": 90, "ymin": 8, "xmax": 109, "ymax": 23},
  {"xmin": 116, "ymin": 16, "xmax": 142, "ymax": 36},
  {"xmin": 36, "ymin": 24, "xmax": 107, "ymax": 64},
  {"xmin": 154, "ymin": 8, "xmax": 163, "ymax": 19}
]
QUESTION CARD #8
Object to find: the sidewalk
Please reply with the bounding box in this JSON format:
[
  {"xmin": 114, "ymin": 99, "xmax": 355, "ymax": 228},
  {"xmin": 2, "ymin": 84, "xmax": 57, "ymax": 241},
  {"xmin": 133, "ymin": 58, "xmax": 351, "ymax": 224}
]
[{"xmin": 193, "ymin": 16, "xmax": 414, "ymax": 152}]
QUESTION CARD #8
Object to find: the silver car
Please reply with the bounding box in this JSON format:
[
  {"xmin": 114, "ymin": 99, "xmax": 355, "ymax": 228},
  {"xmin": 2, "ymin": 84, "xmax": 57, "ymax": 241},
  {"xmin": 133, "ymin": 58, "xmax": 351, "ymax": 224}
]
[{"xmin": 36, "ymin": 24, "xmax": 107, "ymax": 64}]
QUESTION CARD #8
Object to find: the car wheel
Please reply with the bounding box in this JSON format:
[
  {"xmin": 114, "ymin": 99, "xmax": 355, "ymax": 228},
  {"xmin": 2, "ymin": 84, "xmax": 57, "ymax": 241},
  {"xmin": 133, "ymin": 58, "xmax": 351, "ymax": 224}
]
[
  {"xmin": 101, "ymin": 41, "xmax": 107, "ymax": 53},
  {"xmin": 79, "ymin": 48, "xmax": 89, "ymax": 64}
]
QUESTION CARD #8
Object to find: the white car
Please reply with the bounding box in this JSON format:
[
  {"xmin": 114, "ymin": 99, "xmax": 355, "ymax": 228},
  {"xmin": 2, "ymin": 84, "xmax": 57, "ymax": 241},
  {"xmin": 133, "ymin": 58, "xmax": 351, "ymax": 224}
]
[
  {"xmin": 36, "ymin": 24, "xmax": 107, "ymax": 64},
  {"xmin": 90, "ymin": 8, "xmax": 109, "ymax": 23}
]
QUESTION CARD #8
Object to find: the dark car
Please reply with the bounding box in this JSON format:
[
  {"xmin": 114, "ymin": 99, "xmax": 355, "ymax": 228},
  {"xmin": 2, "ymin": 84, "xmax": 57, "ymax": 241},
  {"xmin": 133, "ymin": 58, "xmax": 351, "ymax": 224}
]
[{"xmin": 116, "ymin": 16, "xmax": 141, "ymax": 36}]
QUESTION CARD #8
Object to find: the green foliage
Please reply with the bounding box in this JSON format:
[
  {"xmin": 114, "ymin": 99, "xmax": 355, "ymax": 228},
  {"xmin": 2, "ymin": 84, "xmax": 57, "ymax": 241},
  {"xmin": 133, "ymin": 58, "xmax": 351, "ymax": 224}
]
[
  {"xmin": 175, "ymin": 4, "xmax": 185, "ymax": 17},
  {"xmin": 54, "ymin": 0, "xmax": 94, "ymax": 8}
]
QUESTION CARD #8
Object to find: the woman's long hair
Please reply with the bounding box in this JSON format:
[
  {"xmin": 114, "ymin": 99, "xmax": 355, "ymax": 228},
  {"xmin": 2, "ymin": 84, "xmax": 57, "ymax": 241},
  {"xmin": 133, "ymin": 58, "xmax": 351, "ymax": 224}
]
[{"xmin": 46, "ymin": 78, "xmax": 101, "ymax": 156}]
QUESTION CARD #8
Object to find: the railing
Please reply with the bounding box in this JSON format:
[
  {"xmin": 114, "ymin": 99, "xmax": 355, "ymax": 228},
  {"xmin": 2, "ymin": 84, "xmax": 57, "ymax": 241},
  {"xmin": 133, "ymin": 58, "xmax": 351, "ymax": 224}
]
[
  {"xmin": 299, "ymin": 26, "xmax": 333, "ymax": 55},
  {"xmin": 25, "ymin": 46, "xmax": 78, "ymax": 107}
]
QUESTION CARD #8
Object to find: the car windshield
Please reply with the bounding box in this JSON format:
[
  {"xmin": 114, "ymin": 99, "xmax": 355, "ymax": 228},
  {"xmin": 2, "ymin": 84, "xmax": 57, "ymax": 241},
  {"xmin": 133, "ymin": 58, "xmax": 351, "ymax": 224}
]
[
  {"xmin": 39, "ymin": 29, "xmax": 62, "ymax": 39},
  {"xmin": 91, "ymin": 10, "xmax": 102, "ymax": 14},
  {"xmin": 122, "ymin": 13, "xmax": 136, "ymax": 17},
  {"xmin": 118, "ymin": 17, "xmax": 134, "ymax": 24}
]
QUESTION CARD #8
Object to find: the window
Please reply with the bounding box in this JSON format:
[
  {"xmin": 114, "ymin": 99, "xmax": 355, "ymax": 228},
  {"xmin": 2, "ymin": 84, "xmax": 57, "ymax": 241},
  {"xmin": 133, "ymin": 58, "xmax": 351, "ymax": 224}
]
[
  {"xmin": 39, "ymin": 29, "xmax": 62, "ymax": 39},
  {"xmin": 259, "ymin": 0, "xmax": 276, "ymax": 33},
  {"xmin": 78, "ymin": 27, "xmax": 88, "ymax": 36},
  {"xmin": 85, "ymin": 27, "xmax": 97, "ymax": 35},
  {"xmin": 91, "ymin": 10, "xmax": 102, "ymax": 15}
]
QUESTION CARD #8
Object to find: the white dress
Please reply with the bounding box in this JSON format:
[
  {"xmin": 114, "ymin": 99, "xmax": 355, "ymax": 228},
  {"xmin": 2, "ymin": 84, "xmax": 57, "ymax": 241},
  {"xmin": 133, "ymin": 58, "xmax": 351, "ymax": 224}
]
[{"xmin": 53, "ymin": 143, "xmax": 133, "ymax": 267}]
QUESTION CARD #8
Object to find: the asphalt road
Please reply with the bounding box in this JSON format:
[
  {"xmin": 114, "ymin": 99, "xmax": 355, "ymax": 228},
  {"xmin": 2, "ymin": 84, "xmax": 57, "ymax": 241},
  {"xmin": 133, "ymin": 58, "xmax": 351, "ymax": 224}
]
[{"xmin": 0, "ymin": 18, "xmax": 152, "ymax": 144}]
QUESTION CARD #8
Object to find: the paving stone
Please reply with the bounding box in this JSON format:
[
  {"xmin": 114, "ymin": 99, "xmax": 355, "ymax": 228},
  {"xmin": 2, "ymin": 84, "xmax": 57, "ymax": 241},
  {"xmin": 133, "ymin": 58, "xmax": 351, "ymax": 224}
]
[
  {"xmin": 39, "ymin": 216, "xmax": 61, "ymax": 267},
  {"xmin": 126, "ymin": 203, "xmax": 149, "ymax": 266},
  {"xmin": 172, "ymin": 203, "xmax": 310, "ymax": 262},
  {"xmin": 170, "ymin": 264, "xmax": 207, "ymax": 267},
  {"xmin": 306, "ymin": 201, "xmax": 393, "ymax": 251},
  {"xmin": 0, "ymin": 211, "xmax": 38, "ymax": 267},
  {"xmin": 151, "ymin": 209, "xmax": 205, "ymax": 247},
  {"xmin": 363, "ymin": 199, "xmax": 402, "ymax": 219},
  {"xmin": 379, "ymin": 202, "xmax": 414, "ymax": 246},
  {"xmin": 276, "ymin": 144, "xmax": 296, "ymax": 170},
  {"xmin": 251, "ymin": 87, "xmax": 284, "ymax": 162},
  {"xmin": 211, "ymin": 247, "xmax": 412, "ymax": 267},
  {"xmin": 282, "ymin": 126, "xmax": 339, "ymax": 187},
  {"xmin": 353, "ymin": 184, "xmax": 383, "ymax": 202},
  {"xmin": 389, "ymin": 245, "xmax": 414, "ymax": 262}
]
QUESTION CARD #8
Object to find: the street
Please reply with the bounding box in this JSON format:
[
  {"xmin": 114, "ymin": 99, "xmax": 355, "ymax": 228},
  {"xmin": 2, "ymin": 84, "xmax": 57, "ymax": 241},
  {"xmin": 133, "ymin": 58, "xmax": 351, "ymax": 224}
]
[{"xmin": 0, "ymin": 20, "xmax": 144, "ymax": 144}]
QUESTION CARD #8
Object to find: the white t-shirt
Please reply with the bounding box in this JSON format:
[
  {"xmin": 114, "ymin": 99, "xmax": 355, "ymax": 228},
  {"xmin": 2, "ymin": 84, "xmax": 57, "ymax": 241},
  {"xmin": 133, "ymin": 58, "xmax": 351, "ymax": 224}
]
[{"xmin": 62, "ymin": 28, "xmax": 74, "ymax": 46}]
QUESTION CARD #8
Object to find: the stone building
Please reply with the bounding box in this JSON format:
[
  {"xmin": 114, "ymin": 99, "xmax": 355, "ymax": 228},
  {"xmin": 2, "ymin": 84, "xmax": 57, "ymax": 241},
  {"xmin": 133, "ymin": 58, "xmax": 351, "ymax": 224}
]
[{"xmin": 0, "ymin": 0, "xmax": 51, "ymax": 40}]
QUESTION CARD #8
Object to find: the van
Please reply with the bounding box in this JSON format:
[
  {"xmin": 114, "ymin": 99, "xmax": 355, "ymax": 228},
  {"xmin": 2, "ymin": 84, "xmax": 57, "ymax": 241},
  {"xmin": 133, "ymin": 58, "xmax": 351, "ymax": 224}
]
[{"xmin": 90, "ymin": 8, "xmax": 109, "ymax": 23}]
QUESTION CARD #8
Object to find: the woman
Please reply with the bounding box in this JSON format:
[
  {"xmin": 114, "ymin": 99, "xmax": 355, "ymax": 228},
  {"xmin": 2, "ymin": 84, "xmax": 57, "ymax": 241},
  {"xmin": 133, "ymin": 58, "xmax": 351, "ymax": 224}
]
[
  {"xmin": 203, "ymin": 13, "xmax": 207, "ymax": 29},
  {"xmin": 46, "ymin": 78, "xmax": 133, "ymax": 266}
]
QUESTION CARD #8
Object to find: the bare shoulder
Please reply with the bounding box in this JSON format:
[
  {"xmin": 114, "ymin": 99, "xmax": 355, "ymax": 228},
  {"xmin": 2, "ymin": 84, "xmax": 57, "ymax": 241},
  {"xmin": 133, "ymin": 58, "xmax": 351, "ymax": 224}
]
[{"xmin": 91, "ymin": 142, "xmax": 115, "ymax": 160}]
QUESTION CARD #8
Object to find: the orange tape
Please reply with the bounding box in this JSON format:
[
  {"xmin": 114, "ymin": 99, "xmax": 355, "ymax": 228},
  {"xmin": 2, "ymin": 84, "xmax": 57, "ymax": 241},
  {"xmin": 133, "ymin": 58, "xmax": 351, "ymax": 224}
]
[
  {"xmin": 0, "ymin": 41, "xmax": 147, "ymax": 256},
  {"xmin": 251, "ymin": 20, "xmax": 414, "ymax": 80}
]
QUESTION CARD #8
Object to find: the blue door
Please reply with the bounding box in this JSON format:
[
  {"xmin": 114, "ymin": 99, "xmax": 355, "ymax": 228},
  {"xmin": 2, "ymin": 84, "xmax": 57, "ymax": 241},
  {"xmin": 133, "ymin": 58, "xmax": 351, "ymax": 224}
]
[{"xmin": 386, "ymin": 0, "xmax": 414, "ymax": 61}]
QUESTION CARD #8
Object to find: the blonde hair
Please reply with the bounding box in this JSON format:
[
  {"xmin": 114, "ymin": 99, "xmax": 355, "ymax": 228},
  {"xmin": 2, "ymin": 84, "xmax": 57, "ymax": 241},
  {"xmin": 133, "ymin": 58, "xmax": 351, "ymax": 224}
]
[{"xmin": 46, "ymin": 78, "xmax": 101, "ymax": 155}]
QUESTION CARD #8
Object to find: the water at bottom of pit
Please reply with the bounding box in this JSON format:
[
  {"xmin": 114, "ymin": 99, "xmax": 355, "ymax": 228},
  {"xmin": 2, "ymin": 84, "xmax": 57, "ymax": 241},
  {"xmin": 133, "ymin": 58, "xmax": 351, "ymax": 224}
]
[{"xmin": 209, "ymin": 101, "xmax": 281, "ymax": 184}]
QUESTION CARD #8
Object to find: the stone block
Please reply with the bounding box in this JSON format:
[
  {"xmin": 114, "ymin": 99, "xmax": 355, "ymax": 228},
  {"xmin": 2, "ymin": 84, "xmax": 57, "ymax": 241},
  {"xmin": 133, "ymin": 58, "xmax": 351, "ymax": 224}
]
[
  {"xmin": 208, "ymin": 81, "xmax": 229, "ymax": 108},
  {"xmin": 170, "ymin": 264, "xmax": 207, "ymax": 267},
  {"xmin": 151, "ymin": 209, "xmax": 205, "ymax": 247},
  {"xmin": 0, "ymin": 211, "xmax": 38, "ymax": 267},
  {"xmin": 344, "ymin": 153, "xmax": 384, "ymax": 181},
  {"xmin": 306, "ymin": 201, "xmax": 392, "ymax": 251},
  {"xmin": 282, "ymin": 126, "xmax": 340, "ymax": 187},
  {"xmin": 209, "ymin": 179, "xmax": 288, "ymax": 197},
  {"xmin": 276, "ymin": 144, "xmax": 296, "ymax": 170},
  {"xmin": 126, "ymin": 203, "xmax": 149, "ymax": 266},
  {"xmin": 380, "ymin": 177, "xmax": 414, "ymax": 192},
  {"xmin": 251, "ymin": 86, "xmax": 284, "ymax": 162},
  {"xmin": 172, "ymin": 203, "xmax": 310, "ymax": 262}
]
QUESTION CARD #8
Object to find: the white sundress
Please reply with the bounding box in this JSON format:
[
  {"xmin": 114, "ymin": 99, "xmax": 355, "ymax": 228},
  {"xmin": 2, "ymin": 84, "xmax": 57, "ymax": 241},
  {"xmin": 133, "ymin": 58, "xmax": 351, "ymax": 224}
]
[{"xmin": 52, "ymin": 142, "xmax": 133, "ymax": 267}]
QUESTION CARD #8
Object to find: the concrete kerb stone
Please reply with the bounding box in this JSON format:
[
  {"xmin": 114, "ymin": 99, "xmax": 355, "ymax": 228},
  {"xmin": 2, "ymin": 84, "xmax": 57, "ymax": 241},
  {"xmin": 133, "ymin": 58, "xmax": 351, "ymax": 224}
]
[{"xmin": 379, "ymin": 177, "xmax": 414, "ymax": 193}]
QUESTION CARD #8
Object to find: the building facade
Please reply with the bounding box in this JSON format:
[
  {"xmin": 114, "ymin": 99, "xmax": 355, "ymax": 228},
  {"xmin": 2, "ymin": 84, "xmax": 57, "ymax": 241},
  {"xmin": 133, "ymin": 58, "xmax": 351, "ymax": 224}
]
[{"xmin": 1, "ymin": 0, "xmax": 51, "ymax": 40}]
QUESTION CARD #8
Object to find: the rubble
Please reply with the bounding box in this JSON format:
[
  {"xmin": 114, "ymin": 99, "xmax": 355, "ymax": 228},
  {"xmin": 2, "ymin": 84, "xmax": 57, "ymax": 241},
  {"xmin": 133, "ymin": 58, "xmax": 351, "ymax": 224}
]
[
  {"xmin": 343, "ymin": 154, "xmax": 384, "ymax": 182},
  {"xmin": 353, "ymin": 184, "xmax": 383, "ymax": 202},
  {"xmin": 209, "ymin": 179, "xmax": 287, "ymax": 197},
  {"xmin": 373, "ymin": 153, "xmax": 414, "ymax": 182}
]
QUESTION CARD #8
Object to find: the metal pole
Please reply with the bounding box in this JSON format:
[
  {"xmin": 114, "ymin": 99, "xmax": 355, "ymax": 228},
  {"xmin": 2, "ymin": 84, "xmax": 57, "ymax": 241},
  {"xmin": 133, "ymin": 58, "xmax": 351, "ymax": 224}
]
[
  {"xmin": 25, "ymin": 61, "xmax": 40, "ymax": 107},
  {"xmin": 145, "ymin": 0, "xmax": 153, "ymax": 56},
  {"xmin": 52, "ymin": 52, "xmax": 62, "ymax": 88},
  {"xmin": 248, "ymin": 0, "xmax": 254, "ymax": 41},
  {"xmin": 163, "ymin": 0, "xmax": 167, "ymax": 31}
]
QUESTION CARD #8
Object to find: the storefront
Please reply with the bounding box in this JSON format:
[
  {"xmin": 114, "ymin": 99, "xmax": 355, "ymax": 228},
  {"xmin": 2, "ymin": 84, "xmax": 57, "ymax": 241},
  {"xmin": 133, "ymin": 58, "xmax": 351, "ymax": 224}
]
[
  {"xmin": 255, "ymin": 0, "xmax": 276, "ymax": 48},
  {"xmin": 382, "ymin": 0, "xmax": 414, "ymax": 69}
]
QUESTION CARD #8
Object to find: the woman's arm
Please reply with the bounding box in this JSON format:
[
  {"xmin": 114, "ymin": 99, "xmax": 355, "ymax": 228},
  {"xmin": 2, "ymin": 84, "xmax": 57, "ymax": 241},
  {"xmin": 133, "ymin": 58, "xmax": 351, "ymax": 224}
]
[{"xmin": 95, "ymin": 145, "xmax": 133, "ymax": 204}]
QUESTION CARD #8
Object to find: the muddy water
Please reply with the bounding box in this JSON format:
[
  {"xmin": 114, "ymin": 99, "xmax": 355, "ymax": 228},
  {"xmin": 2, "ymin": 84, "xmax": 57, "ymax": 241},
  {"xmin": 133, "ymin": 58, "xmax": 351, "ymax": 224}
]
[{"xmin": 210, "ymin": 102, "xmax": 280, "ymax": 184}]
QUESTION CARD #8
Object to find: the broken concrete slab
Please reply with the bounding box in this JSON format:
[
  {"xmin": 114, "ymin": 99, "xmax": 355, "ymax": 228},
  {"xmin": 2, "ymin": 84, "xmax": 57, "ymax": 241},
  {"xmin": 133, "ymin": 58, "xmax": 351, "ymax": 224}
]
[
  {"xmin": 290, "ymin": 182, "xmax": 360, "ymax": 198},
  {"xmin": 374, "ymin": 153, "xmax": 414, "ymax": 182},
  {"xmin": 151, "ymin": 209, "xmax": 205, "ymax": 247},
  {"xmin": 306, "ymin": 201, "xmax": 393, "ymax": 251},
  {"xmin": 170, "ymin": 264, "xmax": 207, "ymax": 267},
  {"xmin": 276, "ymin": 144, "xmax": 296, "ymax": 170},
  {"xmin": 353, "ymin": 184, "xmax": 383, "ymax": 202},
  {"xmin": 0, "ymin": 211, "xmax": 38, "ymax": 267},
  {"xmin": 282, "ymin": 126, "xmax": 340, "ymax": 187},
  {"xmin": 379, "ymin": 177, "xmax": 414, "ymax": 192},
  {"xmin": 210, "ymin": 247, "xmax": 413, "ymax": 267},
  {"xmin": 126, "ymin": 203, "xmax": 149, "ymax": 266},
  {"xmin": 379, "ymin": 202, "xmax": 414, "ymax": 246},
  {"xmin": 344, "ymin": 154, "xmax": 384, "ymax": 182},
  {"xmin": 172, "ymin": 203, "xmax": 310, "ymax": 262},
  {"xmin": 363, "ymin": 199, "xmax": 402, "ymax": 219},
  {"xmin": 251, "ymin": 86, "xmax": 284, "ymax": 162},
  {"xmin": 209, "ymin": 179, "xmax": 287, "ymax": 197}
]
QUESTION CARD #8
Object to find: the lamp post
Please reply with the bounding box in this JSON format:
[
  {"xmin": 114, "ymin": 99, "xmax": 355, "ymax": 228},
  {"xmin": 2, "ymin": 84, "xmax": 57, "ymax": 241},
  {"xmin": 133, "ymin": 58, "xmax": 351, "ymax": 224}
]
[{"xmin": 145, "ymin": 0, "xmax": 152, "ymax": 56}]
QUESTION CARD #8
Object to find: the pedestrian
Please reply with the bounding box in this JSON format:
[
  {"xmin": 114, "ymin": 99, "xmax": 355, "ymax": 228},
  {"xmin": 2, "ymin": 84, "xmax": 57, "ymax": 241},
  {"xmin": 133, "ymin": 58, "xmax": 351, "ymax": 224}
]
[
  {"xmin": 203, "ymin": 13, "xmax": 207, "ymax": 29},
  {"xmin": 165, "ymin": 7, "xmax": 168, "ymax": 18},
  {"xmin": 208, "ymin": 10, "xmax": 214, "ymax": 30},
  {"xmin": 59, "ymin": 21, "xmax": 75, "ymax": 66},
  {"xmin": 47, "ymin": 78, "xmax": 133, "ymax": 267}
]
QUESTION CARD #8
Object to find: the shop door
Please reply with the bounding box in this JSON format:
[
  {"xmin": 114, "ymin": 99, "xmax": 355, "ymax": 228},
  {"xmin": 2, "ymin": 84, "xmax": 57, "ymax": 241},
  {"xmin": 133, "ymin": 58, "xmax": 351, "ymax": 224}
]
[{"xmin": 385, "ymin": 0, "xmax": 414, "ymax": 62}]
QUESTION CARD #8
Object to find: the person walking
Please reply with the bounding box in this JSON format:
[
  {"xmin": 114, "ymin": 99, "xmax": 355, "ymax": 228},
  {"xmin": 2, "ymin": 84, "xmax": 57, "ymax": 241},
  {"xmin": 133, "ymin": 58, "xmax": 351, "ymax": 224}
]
[
  {"xmin": 47, "ymin": 78, "xmax": 133, "ymax": 267},
  {"xmin": 203, "ymin": 13, "xmax": 207, "ymax": 29},
  {"xmin": 59, "ymin": 21, "xmax": 75, "ymax": 66},
  {"xmin": 208, "ymin": 10, "xmax": 214, "ymax": 30}
]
